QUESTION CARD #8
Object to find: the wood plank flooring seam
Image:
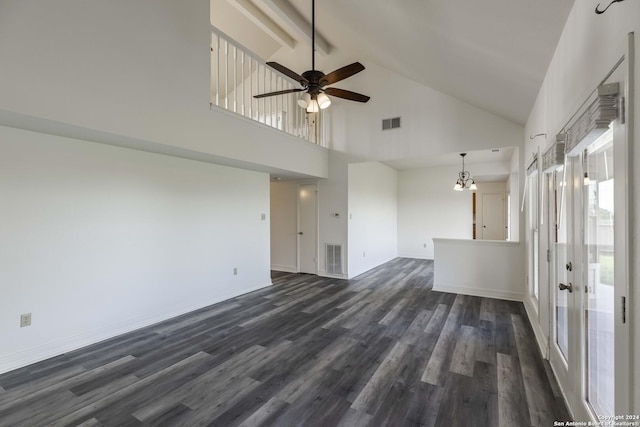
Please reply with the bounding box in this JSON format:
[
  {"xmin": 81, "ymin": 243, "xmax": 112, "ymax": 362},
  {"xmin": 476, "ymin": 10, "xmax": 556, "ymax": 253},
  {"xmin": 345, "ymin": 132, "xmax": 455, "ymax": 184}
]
[{"xmin": 0, "ymin": 259, "xmax": 570, "ymax": 427}]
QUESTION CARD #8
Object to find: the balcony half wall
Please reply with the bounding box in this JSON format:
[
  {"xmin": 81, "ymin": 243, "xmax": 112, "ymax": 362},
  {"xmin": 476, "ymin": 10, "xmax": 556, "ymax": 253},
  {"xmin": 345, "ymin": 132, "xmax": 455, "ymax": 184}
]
[{"xmin": 0, "ymin": 0, "xmax": 328, "ymax": 180}]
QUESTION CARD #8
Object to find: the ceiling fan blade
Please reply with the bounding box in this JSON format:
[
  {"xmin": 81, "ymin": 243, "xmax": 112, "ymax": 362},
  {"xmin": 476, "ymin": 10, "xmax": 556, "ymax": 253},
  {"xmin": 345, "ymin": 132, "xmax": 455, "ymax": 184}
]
[
  {"xmin": 266, "ymin": 62, "xmax": 308, "ymax": 85},
  {"xmin": 253, "ymin": 88, "xmax": 304, "ymax": 99},
  {"xmin": 324, "ymin": 87, "xmax": 370, "ymax": 103},
  {"xmin": 320, "ymin": 62, "xmax": 365, "ymax": 86}
]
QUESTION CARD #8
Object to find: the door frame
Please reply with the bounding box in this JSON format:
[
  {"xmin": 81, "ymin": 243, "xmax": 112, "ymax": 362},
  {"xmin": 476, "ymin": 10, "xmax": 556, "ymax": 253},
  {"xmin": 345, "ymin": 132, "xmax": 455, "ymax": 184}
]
[
  {"xmin": 296, "ymin": 181, "xmax": 319, "ymax": 274},
  {"xmin": 544, "ymin": 42, "xmax": 632, "ymax": 419}
]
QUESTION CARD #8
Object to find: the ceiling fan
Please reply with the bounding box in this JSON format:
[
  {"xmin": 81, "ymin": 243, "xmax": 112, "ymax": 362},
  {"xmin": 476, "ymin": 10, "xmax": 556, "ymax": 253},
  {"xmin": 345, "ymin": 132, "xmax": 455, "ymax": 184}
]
[{"xmin": 253, "ymin": 0, "xmax": 370, "ymax": 112}]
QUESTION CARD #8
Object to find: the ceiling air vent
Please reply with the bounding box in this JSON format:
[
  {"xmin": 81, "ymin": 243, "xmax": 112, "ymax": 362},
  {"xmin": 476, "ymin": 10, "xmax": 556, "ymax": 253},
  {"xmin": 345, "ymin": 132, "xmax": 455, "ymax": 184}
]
[{"xmin": 382, "ymin": 117, "xmax": 401, "ymax": 130}]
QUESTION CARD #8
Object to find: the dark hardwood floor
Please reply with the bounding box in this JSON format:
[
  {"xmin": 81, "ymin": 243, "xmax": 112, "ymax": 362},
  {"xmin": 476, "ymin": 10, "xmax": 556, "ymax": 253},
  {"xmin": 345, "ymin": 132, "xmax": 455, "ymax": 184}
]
[{"xmin": 0, "ymin": 258, "xmax": 569, "ymax": 426}]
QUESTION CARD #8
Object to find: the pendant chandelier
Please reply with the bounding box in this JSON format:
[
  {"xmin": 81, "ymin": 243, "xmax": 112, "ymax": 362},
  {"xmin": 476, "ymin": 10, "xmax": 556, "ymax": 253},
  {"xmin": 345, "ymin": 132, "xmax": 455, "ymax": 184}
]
[{"xmin": 453, "ymin": 153, "xmax": 478, "ymax": 191}]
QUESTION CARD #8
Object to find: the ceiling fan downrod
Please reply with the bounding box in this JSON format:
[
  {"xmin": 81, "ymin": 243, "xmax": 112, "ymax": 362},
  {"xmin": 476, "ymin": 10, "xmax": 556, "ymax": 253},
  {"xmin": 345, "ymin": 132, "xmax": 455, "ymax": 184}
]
[
  {"xmin": 312, "ymin": 0, "xmax": 315, "ymax": 71},
  {"xmin": 252, "ymin": 0, "xmax": 370, "ymax": 107}
]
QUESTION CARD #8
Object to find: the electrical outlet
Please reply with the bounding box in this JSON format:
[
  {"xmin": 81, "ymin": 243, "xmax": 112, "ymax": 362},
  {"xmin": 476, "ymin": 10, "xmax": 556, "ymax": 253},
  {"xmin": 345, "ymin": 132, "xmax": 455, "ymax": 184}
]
[
  {"xmin": 233, "ymin": 268, "xmax": 238, "ymax": 275},
  {"xmin": 261, "ymin": 213, "xmax": 266, "ymax": 220},
  {"xmin": 363, "ymin": 251, "xmax": 366, "ymax": 257},
  {"xmin": 20, "ymin": 313, "xmax": 31, "ymax": 328},
  {"xmin": 424, "ymin": 243, "xmax": 427, "ymax": 248}
]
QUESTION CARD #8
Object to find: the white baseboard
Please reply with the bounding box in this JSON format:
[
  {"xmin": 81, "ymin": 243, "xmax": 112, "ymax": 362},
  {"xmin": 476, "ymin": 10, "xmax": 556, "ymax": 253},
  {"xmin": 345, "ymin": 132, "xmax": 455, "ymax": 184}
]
[
  {"xmin": 317, "ymin": 269, "xmax": 348, "ymax": 279},
  {"xmin": 432, "ymin": 282, "xmax": 523, "ymax": 301},
  {"xmin": 271, "ymin": 264, "xmax": 297, "ymax": 273},
  {"xmin": 398, "ymin": 253, "xmax": 433, "ymax": 260},
  {"xmin": 0, "ymin": 282, "xmax": 271, "ymax": 375},
  {"xmin": 523, "ymin": 296, "xmax": 549, "ymax": 359}
]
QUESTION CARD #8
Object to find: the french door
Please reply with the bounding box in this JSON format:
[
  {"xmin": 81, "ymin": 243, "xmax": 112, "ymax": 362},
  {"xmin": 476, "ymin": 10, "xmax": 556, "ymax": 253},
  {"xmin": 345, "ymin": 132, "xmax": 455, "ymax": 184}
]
[{"xmin": 547, "ymin": 60, "xmax": 630, "ymax": 420}]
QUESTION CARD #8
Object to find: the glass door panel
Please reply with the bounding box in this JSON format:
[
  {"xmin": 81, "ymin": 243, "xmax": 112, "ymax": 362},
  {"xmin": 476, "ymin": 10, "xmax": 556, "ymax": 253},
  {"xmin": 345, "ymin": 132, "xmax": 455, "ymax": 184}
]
[
  {"xmin": 584, "ymin": 130, "xmax": 615, "ymax": 417},
  {"xmin": 554, "ymin": 166, "xmax": 569, "ymax": 360}
]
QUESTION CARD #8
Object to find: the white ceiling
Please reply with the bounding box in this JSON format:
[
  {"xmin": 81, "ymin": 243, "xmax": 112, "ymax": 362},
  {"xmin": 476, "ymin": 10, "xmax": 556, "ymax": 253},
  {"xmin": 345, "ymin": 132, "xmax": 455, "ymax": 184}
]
[
  {"xmin": 384, "ymin": 147, "xmax": 516, "ymax": 182},
  {"xmin": 214, "ymin": 0, "xmax": 574, "ymax": 126},
  {"xmin": 211, "ymin": 0, "xmax": 572, "ymax": 177},
  {"xmin": 384, "ymin": 147, "xmax": 515, "ymax": 170}
]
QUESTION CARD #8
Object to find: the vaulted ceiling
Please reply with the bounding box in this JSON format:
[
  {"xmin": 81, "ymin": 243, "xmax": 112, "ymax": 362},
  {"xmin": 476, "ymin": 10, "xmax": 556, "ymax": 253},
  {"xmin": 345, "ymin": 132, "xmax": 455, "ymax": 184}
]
[{"xmin": 212, "ymin": 0, "xmax": 575, "ymax": 126}]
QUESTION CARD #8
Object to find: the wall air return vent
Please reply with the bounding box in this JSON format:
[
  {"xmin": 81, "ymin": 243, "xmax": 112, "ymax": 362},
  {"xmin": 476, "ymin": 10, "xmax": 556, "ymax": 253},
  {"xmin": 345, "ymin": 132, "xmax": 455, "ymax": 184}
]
[
  {"xmin": 325, "ymin": 244, "xmax": 342, "ymax": 275},
  {"xmin": 382, "ymin": 117, "xmax": 401, "ymax": 130}
]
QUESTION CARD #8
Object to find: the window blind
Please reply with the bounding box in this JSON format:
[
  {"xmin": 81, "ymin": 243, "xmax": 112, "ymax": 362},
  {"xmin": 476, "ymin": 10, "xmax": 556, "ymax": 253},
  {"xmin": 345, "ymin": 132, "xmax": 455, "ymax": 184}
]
[
  {"xmin": 565, "ymin": 82, "xmax": 619, "ymax": 157},
  {"xmin": 542, "ymin": 134, "xmax": 566, "ymax": 172}
]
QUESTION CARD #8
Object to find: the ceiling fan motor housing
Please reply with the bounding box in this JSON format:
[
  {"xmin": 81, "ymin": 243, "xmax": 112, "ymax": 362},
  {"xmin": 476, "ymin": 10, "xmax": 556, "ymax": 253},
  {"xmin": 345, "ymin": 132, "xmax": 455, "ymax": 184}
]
[{"xmin": 302, "ymin": 70, "xmax": 326, "ymax": 94}]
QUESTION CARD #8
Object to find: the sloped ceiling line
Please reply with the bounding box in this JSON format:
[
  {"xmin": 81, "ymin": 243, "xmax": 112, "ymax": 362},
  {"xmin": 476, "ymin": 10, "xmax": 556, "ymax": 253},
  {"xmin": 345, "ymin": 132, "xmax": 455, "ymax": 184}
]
[
  {"xmin": 227, "ymin": 0, "xmax": 332, "ymax": 56},
  {"xmin": 261, "ymin": 0, "xmax": 331, "ymax": 55},
  {"xmin": 227, "ymin": 0, "xmax": 296, "ymax": 49}
]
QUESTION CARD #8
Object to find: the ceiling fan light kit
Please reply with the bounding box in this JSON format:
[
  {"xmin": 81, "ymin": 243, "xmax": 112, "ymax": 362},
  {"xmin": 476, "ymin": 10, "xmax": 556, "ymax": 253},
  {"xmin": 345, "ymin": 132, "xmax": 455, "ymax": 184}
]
[
  {"xmin": 297, "ymin": 92, "xmax": 331, "ymax": 112},
  {"xmin": 254, "ymin": 0, "xmax": 370, "ymax": 111}
]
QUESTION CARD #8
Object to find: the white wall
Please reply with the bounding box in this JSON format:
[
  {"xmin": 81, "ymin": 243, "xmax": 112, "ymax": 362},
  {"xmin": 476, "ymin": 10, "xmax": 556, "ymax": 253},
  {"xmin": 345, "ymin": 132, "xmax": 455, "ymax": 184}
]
[
  {"xmin": 0, "ymin": 0, "xmax": 327, "ymax": 179},
  {"xmin": 398, "ymin": 166, "xmax": 473, "ymax": 259},
  {"xmin": 347, "ymin": 162, "xmax": 398, "ymax": 278},
  {"xmin": 508, "ymin": 149, "xmax": 521, "ymax": 241},
  {"xmin": 524, "ymin": 0, "xmax": 640, "ymax": 413},
  {"xmin": 0, "ymin": 126, "xmax": 271, "ymax": 373},
  {"xmin": 326, "ymin": 61, "xmax": 524, "ymax": 162},
  {"xmin": 269, "ymin": 151, "xmax": 367, "ymax": 279},
  {"xmin": 433, "ymin": 239, "xmax": 524, "ymax": 301},
  {"xmin": 316, "ymin": 151, "xmax": 364, "ymax": 278},
  {"xmin": 270, "ymin": 181, "xmax": 298, "ymax": 272}
]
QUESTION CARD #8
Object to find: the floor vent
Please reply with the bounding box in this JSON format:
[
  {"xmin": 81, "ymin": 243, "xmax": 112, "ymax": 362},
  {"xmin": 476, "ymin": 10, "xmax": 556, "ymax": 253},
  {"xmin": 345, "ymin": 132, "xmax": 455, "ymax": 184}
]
[
  {"xmin": 382, "ymin": 117, "xmax": 401, "ymax": 130},
  {"xmin": 326, "ymin": 244, "xmax": 342, "ymax": 275}
]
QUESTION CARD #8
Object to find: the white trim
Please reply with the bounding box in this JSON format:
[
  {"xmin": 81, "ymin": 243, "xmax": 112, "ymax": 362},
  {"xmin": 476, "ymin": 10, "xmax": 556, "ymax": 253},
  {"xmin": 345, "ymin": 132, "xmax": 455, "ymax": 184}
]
[
  {"xmin": 397, "ymin": 253, "xmax": 433, "ymax": 260},
  {"xmin": 432, "ymin": 238, "xmax": 520, "ymax": 247},
  {"xmin": 317, "ymin": 270, "xmax": 348, "ymax": 280},
  {"xmin": 432, "ymin": 282, "xmax": 523, "ymax": 302},
  {"xmin": 270, "ymin": 264, "xmax": 298, "ymax": 273},
  {"xmin": 548, "ymin": 360, "xmax": 575, "ymax": 420},
  {"xmin": 612, "ymin": 35, "xmax": 633, "ymax": 413},
  {"xmin": 523, "ymin": 295, "xmax": 549, "ymax": 359}
]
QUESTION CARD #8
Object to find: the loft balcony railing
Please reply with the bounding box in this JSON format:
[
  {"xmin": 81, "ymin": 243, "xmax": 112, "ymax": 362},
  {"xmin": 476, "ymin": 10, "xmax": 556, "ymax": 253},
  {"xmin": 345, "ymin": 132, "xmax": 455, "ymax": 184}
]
[{"xmin": 211, "ymin": 26, "xmax": 326, "ymax": 147}]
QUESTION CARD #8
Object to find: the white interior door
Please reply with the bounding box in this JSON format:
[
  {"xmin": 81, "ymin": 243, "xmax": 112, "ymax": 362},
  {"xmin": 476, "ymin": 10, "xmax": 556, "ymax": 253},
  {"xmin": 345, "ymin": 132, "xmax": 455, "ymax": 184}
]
[
  {"xmin": 481, "ymin": 193, "xmax": 505, "ymax": 240},
  {"xmin": 547, "ymin": 59, "xmax": 629, "ymax": 419},
  {"xmin": 297, "ymin": 183, "xmax": 317, "ymax": 274}
]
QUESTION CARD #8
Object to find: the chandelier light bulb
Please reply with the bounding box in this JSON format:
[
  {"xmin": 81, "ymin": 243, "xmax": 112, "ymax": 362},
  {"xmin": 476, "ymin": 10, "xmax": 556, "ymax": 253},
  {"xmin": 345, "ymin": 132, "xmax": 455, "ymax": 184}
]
[
  {"xmin": 306, "ymin": 98, "xmax": 320, "ymax": 113},
  {"xmin": 297, "ymin": 92, "xmax": 311, "ymax": 108},
  {"xmin": 317, "ymin": 92, "xmax": 331, "ymax": 109}
]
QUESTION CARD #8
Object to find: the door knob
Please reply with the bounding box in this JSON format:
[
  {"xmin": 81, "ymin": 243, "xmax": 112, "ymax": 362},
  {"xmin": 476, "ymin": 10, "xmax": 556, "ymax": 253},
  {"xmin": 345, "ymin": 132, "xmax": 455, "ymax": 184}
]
[
  {"xmin": 566, "ymin": 262, "xmax": 573, "ymax": 271},
  {"xmin": 298, "ymin": 232, "xmax": 303, "ymax": 235},
  {"xmin": 558, "ymin": 282, "xmax": 573, "ymax": 292}
]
